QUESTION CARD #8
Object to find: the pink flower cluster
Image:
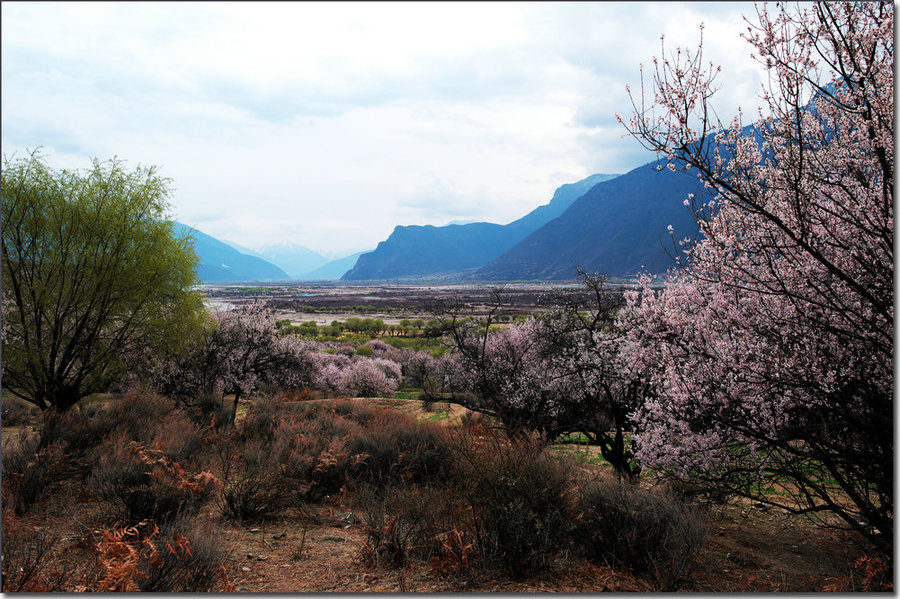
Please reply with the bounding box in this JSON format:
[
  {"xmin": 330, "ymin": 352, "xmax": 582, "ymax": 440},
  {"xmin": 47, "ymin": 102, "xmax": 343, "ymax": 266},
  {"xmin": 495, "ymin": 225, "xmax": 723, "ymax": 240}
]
[{"xmin": 617, "ymin": 1, "xmax": 893, "ymax": 529}]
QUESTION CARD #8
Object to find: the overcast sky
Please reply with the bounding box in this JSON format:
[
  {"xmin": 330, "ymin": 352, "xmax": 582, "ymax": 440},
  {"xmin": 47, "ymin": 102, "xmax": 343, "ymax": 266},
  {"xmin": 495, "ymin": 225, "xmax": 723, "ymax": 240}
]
[{"xmin": 2, "ymin": 2, "xmax": 767, "ymax": 258}]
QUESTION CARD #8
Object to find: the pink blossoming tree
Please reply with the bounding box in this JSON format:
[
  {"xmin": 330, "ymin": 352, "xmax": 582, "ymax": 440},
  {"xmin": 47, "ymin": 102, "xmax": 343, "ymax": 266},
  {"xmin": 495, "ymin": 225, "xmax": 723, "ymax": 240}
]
[
  {"xmin": 439, "ymin": 282, "xmax": 651, "ymax": 477},
  {"xmin": 620, "ymin": 2, "xmax": 892, "ymax": 552},
  {"xmin": 155, "ymin": 303, "xmax": 317, "ymax": 424}
]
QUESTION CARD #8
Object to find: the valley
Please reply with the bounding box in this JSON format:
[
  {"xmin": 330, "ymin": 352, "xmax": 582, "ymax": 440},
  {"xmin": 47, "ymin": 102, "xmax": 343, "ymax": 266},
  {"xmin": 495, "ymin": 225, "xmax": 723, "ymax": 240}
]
[{"xmin": 201, "ymin": 281, "xmax": 629, "ymax": 326}]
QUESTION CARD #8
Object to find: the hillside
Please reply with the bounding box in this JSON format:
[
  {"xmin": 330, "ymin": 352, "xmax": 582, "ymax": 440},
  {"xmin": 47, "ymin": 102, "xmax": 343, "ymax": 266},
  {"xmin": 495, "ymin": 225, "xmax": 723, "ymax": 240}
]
[
  {"xmin": 253, "ymin": 243, "xmax": 330, "ymax": 279},
  {"xmin": 341, "ymin": 173, "xmax": 617, "ymax": 280},
  {"xmin": 472, "ymin": 163, "xmax": 706, "ymax": 280},
  {"xmin": 173, "ymin": 223, "xmax": 290, "ymax": 282},
  {"xmin": 301, "ymin": 251, "xmax": 369, "ymax": 280}
]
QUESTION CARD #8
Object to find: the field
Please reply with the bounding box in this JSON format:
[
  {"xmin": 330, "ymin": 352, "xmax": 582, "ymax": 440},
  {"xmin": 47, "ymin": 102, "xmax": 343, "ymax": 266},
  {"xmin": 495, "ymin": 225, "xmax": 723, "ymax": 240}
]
[
  {"xmin": 202, "ymin": 281, "xmax": 601, "ymax": 324},
  {"xmin": 1, "ymin": 284, "xmax": 887, "ymax": 592}
]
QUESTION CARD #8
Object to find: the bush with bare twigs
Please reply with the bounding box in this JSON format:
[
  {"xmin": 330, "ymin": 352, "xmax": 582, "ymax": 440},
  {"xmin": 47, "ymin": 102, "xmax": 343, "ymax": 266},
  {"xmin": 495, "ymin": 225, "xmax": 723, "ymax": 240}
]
[
  {"xmin": 0, "ymin": 513, "xmax": 73, "ymax": 591},
  {"xmin": 577, "ymin": 478, "xmax": 706, "ymax": 590}
]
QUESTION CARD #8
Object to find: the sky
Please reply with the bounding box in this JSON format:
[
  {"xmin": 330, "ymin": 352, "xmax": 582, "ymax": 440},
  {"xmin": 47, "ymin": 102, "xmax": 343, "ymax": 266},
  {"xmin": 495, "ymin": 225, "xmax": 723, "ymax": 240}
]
[{"xmin": 2, "ymin": 2, "xmax": 768, "ymax": 258}]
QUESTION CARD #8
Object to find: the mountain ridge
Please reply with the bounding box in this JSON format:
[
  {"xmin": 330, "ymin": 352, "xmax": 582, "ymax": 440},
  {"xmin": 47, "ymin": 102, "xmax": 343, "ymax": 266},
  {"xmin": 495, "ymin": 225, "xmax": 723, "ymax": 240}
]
[
  {"xmin": 342, "ymin": 173, "xmax": 618, "ymax": 280},
  {"xmin": 472, "ymin": 162, "xmax": 705, "ymax": 280},
  {"xmin": 173, "ymin": 222, "xmax": 290, "ymax": 283}
]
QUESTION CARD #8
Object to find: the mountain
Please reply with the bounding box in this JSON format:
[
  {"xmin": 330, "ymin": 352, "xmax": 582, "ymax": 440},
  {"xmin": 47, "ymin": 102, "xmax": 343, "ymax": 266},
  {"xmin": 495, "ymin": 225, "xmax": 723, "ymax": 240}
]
[
  {"xmin": 252, "ymin": 243, "xmax": 329, "ymax": 279},
  {"xmin": 220, "ymin": 238, "xmax": 261, "ymax": 256},
  {"xmin": 342, "ymin": 173, "xmax": 618, "ymax": 280},
  {"xmin": 301, "ymin": 251, "xmax": 369, "ymax": 280},
  {"xmin": 173, "ymin": 223, "xmax": 290, "ymax": 282},
  {"xmin": 472, "ymin": 162, "xmax": 706, "ymax": 280}
]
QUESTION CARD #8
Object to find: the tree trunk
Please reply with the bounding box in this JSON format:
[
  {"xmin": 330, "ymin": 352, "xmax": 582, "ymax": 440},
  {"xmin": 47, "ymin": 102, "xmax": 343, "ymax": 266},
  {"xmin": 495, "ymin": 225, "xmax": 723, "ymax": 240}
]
[{"xmin": 230, "ymin": 391, "xmax": 243, "ymax": 426}]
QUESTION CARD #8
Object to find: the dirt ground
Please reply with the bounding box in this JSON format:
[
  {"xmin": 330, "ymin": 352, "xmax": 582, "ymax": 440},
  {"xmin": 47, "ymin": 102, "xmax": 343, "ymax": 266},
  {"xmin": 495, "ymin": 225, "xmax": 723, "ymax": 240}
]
[
  {"xmin": 9, "ymin": 485, "xmax": 873, "ymax": 593},
  {"xmin": 211, "ymin": 487, "xmax": 872, "ymax": 592},
  {"xmin": 215, "ymin": 401, "xmax": 878, "ymax": 592}
]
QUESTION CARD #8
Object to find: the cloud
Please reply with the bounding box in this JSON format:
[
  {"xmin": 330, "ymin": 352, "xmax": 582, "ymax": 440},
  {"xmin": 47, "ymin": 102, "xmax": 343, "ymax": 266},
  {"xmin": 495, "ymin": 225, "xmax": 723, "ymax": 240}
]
[{"xmin": 2, "ymin": 2, "xmax": 765, "ymax": 255}]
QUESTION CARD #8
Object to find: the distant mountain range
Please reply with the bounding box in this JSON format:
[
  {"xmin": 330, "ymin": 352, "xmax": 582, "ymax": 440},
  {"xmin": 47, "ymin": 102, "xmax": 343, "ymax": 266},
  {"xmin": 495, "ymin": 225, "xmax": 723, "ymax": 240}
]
[
  {"xmin": 176, "ymin": 224, "xmax": 368, "ymax": 282},
  {"xmin": 342, "ymin": 173, "xmax": 618, "ymax": 280},
  {"xmin": 177, "ymin": 156, "xmax": 710, "ymax": 284},
  {"xmin": 173, "ymin": 223, "xmax": 289, "ymax": 282},
  {"xmin": 218, "ymin": 240, "xmax": 325, "ymax": 279},
  {"xmin": 303, "ymin": 251, "xmax": 368, "ymax": 280},
  {"xmin": 471, "ymin": 163, "xmax": 705, "ymax": 280},
  {"xmin": 339, "ymin": 156, "xmax": 710, "ymax": 281}
]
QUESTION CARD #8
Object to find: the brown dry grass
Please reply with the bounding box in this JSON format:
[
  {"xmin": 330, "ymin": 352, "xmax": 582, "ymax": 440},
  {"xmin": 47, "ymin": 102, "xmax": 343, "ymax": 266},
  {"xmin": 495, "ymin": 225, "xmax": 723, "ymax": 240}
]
[{"xmin": 1, "ymin": 394, "xmax": 884, "ymax": 592}]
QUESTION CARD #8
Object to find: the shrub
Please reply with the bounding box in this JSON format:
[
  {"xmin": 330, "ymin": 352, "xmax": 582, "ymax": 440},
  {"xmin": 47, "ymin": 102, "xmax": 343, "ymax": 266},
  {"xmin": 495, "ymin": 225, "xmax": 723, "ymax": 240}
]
[
  {"xmin": 94, "ymin": 435, "xmax": 219, "ymax": 525},
  {"xmin": 326, "ymin": 399, "xmax": 376, "ymax": 426},
  {"xmin": 219, "ymin": 411, "xmax": 365, "ymax": 518},
  {"xmin": 145, "ymin": 411, "xmax": 209, "ymax": 467},
  {"xmin": 218, "ymin": 437, "xmax": 293, "ymax": 520},
  {"xmin": 240, "ymin": 395, "xmax": 282, "ymax": 441},
  {"xmin": 1, "ymin": 513, "xmax": 72, "ymax": 591},
  {"xmin": 454, "ymin": 435, "xmax": 577, "ymax": 576},
  {"xmin": 358, "ymin": 483, "xmax": 460, "ymax": 570},
  {"xmin": 93, "ymin": 519, "xmax": 229, "ymax": 592},
  {"xmin": 1, "ymin": 395, "xmax": 39, "ymax": 426},
  {"xmin": 136, "ymin": 518, "xmax": 228, "ymax": 592},
  {"xmin": 189, "ymin": 392, "xmax": 232, "ymax": 430},
  {"xmin": 1, "ymin": 433, "xmax": 66, "ymax": 514},
  {"xmin": 104, "ymin": 391, "xmax": 184, "ymax": 441},
  {"xmin": 354, "ymin": 345, "xmax": 374, "ymax": 357},
  {"xmin": 37, "ymin": 408, "xmax": 114, "ymax": 461},
  {"xmin": 37, "ymin": 391, "xmax": 192, "ymax": 463},
  {"xmin": 347, "ymin": 413, "xmax": 450, "ymax": 491},
  {"xmin": 577, "ymin": 478, "xmax": 706, "ymax": 590},
  {"xmin": 220, "ymin": 473, "xmax": 289, "ymax": 521}
]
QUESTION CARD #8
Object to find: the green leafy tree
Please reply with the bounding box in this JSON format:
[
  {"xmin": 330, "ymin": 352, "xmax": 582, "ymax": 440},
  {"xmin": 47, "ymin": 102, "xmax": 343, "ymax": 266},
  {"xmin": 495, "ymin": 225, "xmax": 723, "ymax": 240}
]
[{"xmin": 1, "ymin": 151, "xmax": 203, "ymax": 412}]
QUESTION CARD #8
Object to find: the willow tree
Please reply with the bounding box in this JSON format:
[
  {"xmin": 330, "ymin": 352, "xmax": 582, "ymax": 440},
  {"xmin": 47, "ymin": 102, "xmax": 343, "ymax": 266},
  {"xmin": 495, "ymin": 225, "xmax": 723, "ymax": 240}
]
[{"xmin": 1, "ymin": 151, "xmax": 203, "ymax": 412}]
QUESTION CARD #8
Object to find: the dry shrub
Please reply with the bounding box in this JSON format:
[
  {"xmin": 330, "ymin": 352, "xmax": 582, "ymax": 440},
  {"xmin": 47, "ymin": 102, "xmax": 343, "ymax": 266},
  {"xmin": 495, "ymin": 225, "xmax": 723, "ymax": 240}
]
[
  {"xmin": 360, "ymin": 513, "xmax": 415, "ymax": 569},
  {"xmin": 144, "ymin": 410, "xmax": 209, "ymax": 467},
  {"xmin": 218, "ymin": 436, "xmax": 293, "ymax": 521},
  {"xmin": 429, "ymin": 527, "xmax": 476, "ymax": 580},
  {"xmin": 577, "ymin": 478, "xmax": 706, "ymax": 591},
  {"xmin": 104, "ymin": 391, "xmax": 184, "ymax": 440},
  {"xmin": 824, "ymin": 554, "xmax": 893, "ymax": 592},
  {"xmin": 347, "ymin": 412, "xmax": 451, "ymax": 491},
  {"xmin": 219, "ymin": 473, "xmax": 288, "ymax": 521},
  {"xmin": 0, "ymin": 512, "xmax": 73, "ymax": 591},
  {"xmin": 459, "ymin": 409, "xmax": 486, "ymax": 430},
  {"xmin": 94, "ymin": 435, "xmax": 220, "ymax": 525},
  {"xmin": 304, "ymin": 436, "xmax": 367, "ymax": 502},
  {"xmin": 225, "ymin": 399, "xmax": 449, "ymax": 521},
  {"xmin": 240, "ymin": 395, "xmax": 282, "ymax": 440},
  {"xmin": 454, "ymin": 435, "xmax": 578, "ymax": 576},
  {"xmin": 186, "ymin": 392, "xmax": 233, "ymax": 431},
  {"xmin": 37, "ymin": 391, "xmax": 202, "ymax": 466},
  {"xmin": 37, "ymin": 408, "xmax": 114, "ymax": 461},
  {"xmin": 1, "ymin": 395, "xmax": 39, "ymax": 426},
  {"xmin": 135, "ymin": 517, "xmax": 230, "ymax": 592},
  {"xmin": 326, "ymin": 398, "xmax": 377, "ymax": 425},
  {"xmin": 356, "ymin": 431, "xmax": 578, "ymax": 579},
  {"xmin": 358, "ymin": 482, "xmax": 460, "ymax": 570},
  {"xmin": 1, "ymin": 433, "xmax": 66, "ymax": 515},
  {"xmin": 93, "ymin": 518, "xmax": 229, "ymax": 592},
  {"xmin": 219, "ymin": 409, "xmax": 368, "ymax": 519}
]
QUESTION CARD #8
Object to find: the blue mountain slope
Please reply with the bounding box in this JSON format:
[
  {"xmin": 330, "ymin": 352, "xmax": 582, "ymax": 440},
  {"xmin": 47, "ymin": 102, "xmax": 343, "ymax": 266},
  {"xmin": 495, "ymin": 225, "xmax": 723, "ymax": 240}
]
[
  {"xmin": 341, "ymin": 173, "xmax": 618, "ymax": 280},
  {"xmin": 254, "ymin": 243, "xmax": 329, "ymax": 279},
  {"xmin": 301, "ymin": 251, "xmax": 368, "ymax": 280},
  {"xmin": 472, "ymin": 163, "xmax": 706, "ymax": 280},
  {"xmin": 173, "ymin": 223, "xmax": 289, "ymax": 282}
]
